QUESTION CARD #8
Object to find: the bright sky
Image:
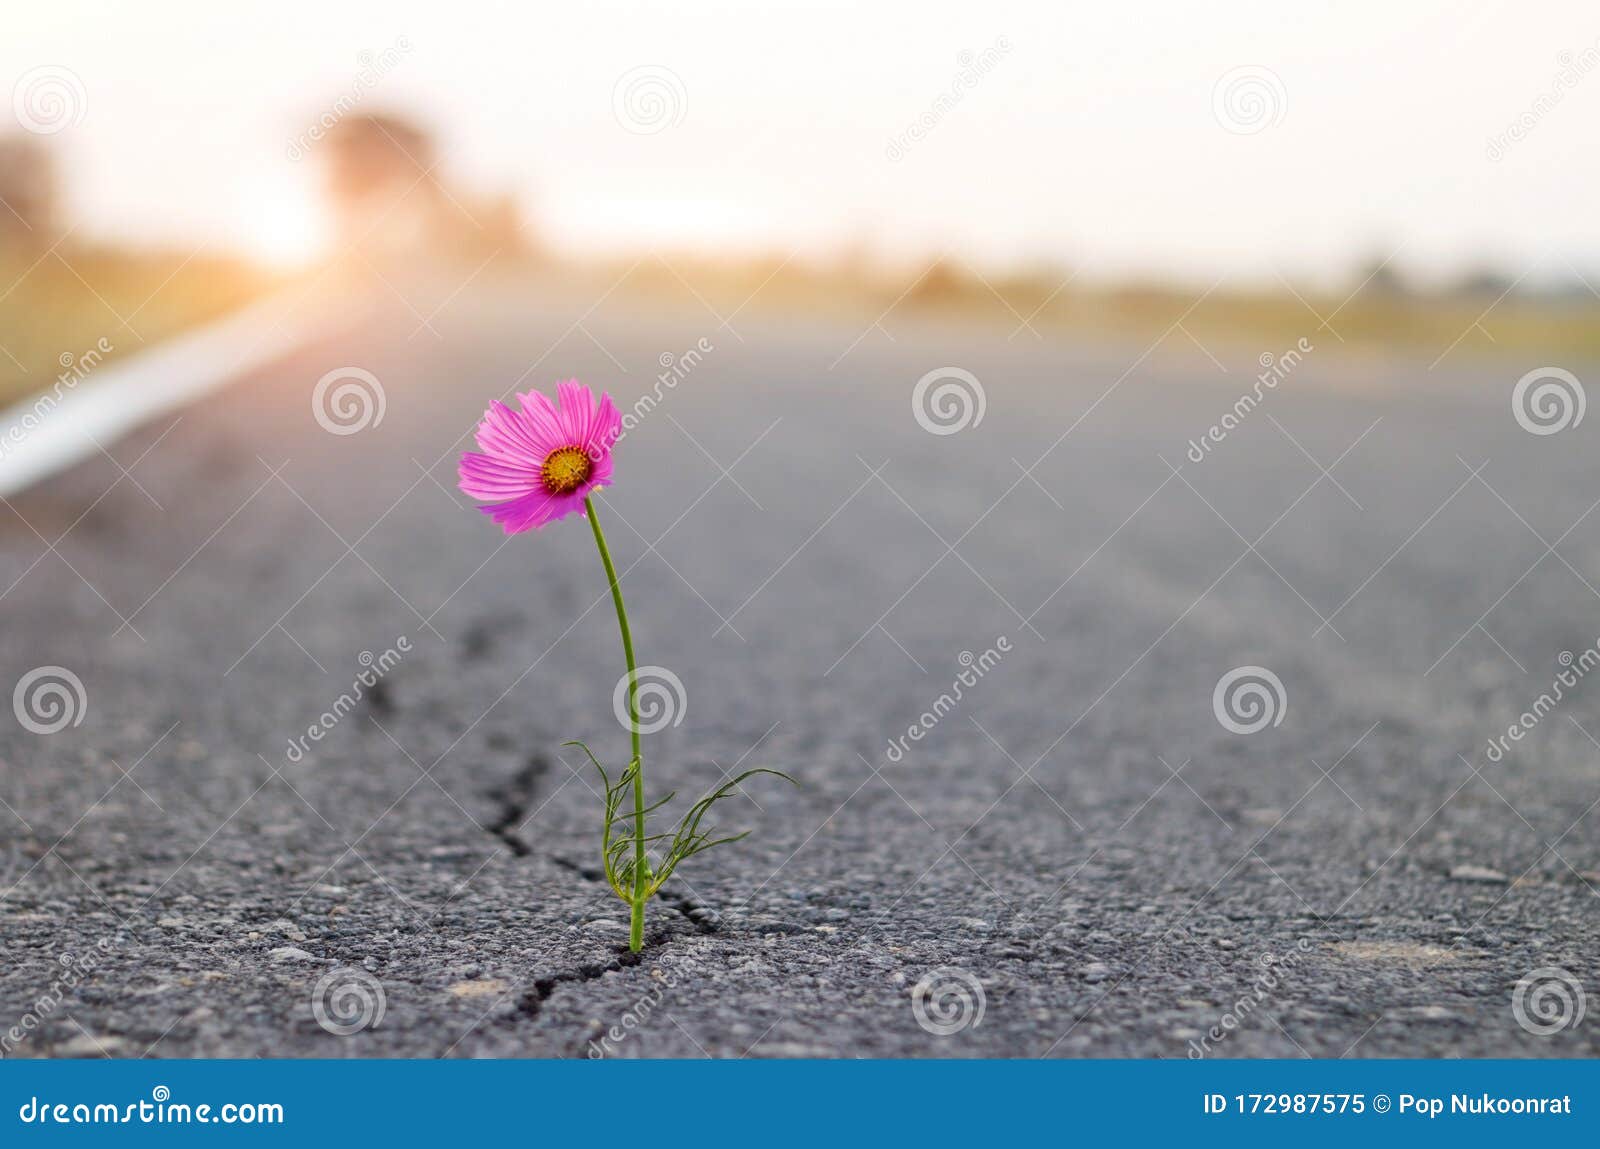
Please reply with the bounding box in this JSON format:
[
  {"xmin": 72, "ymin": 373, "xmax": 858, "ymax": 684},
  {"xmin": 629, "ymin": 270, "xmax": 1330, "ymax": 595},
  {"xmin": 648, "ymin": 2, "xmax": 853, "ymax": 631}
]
[{"xmin": 5, "ymin": 1, "xmax": 1597, "ymax": 286}]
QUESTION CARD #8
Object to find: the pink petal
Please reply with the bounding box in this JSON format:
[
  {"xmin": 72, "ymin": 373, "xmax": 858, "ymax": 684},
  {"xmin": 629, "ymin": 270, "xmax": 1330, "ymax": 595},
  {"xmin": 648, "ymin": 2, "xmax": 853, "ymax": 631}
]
[
  {"xmin": 585, "ymin": 392, "xmax": 623, "ymax": 457},
  {"xmin": 459, "ymin": 383, "xmax": 623, "ymax": 533},
  {"xmin": 516, "ymin": 389, "xmax": 566, "ymax": 446},
  {"xmin": 585, "ymin": 453, "xmax": 614, "ymax": 490},
  {"xmin": 479, "ymin": 488, "xmax": 553, "ymax": 533},
  {"xmin": 555, "ymin": 379, "xmax": 595, "ymax": 446},
  {"xmin": 458, "ymin": 451, "xmax": 543, "ymax": 500},
  {"xmin": 476, "ymin": 400, "xmax": 559, "ymax": 463}
]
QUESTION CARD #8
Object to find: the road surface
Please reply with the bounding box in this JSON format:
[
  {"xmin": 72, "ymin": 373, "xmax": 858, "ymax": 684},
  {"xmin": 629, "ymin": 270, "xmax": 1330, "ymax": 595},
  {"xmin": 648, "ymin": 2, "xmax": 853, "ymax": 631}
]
[{"xmin": 3, "ymin": 265, "xmax": 1598, "ymax": 1058}]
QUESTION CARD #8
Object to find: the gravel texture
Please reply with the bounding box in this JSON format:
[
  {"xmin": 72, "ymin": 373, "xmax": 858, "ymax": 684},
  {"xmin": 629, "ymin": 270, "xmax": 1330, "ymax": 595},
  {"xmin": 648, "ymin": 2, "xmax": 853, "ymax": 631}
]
[{"xmin": 3, "ymin": 267, "xmax": 1599, "ymax": 1059}]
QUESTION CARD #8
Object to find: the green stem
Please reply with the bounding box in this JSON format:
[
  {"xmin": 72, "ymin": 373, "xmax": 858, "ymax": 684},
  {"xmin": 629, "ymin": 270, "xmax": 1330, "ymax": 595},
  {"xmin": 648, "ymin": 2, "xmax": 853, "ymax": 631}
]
[{"xmin": 585, "ymin": 496, "xmax": 646, "ymax": 952}]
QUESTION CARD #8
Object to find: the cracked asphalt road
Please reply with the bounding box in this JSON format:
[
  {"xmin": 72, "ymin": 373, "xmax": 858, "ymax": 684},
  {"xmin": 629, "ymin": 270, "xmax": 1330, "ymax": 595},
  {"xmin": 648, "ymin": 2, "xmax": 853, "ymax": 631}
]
[{"xmin": 3, "ymin": 266, "xmax": 1599, "ymax": 1058}]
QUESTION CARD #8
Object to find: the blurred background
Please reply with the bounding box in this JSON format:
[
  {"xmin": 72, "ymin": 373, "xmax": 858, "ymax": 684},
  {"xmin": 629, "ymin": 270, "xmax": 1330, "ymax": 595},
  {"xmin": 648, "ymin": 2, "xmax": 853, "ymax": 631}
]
[
  {"xmin": 8, "ymin": 1, "xmax": 1600, "ymax": 1060},
  {"xmin": 4, "ymin": 0, "xmax": 1599, "ymax": 405}
]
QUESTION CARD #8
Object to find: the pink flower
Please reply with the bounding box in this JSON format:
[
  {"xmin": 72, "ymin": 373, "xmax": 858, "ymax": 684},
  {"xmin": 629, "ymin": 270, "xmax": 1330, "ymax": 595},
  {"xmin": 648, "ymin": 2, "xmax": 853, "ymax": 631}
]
[{"xmin": 458, "ymin": 380, "xmax": 623, "ymax": 533}]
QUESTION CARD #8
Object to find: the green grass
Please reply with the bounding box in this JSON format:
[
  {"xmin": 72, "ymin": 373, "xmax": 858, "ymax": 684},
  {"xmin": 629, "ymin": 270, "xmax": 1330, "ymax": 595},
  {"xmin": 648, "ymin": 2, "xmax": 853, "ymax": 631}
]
[
  {"xmin": 4, "ymin": 244, "xmax": 1593, "ymax": 420},
  {"xmin": 622, "ymin": 253, "xmax": 1600, "ymax": 366},
  {"xmin": 0, "ymin": 245, "xmax": 267, "ymax": 408}
]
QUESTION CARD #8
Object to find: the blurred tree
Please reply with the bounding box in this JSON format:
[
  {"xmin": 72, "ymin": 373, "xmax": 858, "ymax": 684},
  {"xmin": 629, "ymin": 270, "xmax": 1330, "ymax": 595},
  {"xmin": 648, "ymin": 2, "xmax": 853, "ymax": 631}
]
[
  {"xmin": 1351, "ymin": 252, "xmax": 1411, "ymax": 297},
  {"xmin": 322, "ymin": 112, "xmax": 443, "ymax": 257},
  {"xmin": 0, "ymin": 136, "xmax": 59, "ymax": 247},
  {"xmin": 319, "ymin": 111, "xmax": 529, "ymax": 264},
  {"xmin": 1448, "ymin": 266, "xmax": 1517, "ymax": 299}
]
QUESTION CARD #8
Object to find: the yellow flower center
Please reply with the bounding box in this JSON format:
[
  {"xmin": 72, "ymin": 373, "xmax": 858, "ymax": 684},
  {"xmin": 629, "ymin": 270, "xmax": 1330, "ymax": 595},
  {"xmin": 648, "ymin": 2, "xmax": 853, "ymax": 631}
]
[{"xmin": 541, "ymin": 446, "xmax": 593, "ymax": 495}]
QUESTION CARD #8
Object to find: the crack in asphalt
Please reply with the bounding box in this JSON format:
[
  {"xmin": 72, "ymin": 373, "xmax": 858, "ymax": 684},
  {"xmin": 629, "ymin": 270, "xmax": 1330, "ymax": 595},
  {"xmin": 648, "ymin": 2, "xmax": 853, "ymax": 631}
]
[
  {"xmin": 514, "ymin": 950, "xmax": 645, "ymax": 1024},
  {"xmin": 484, "ymin": 752, "xmax": 726, "ymax": 935},
  {"xmin": 483, "ymin": 753, "xmax": 550, "ymax": 857}
]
